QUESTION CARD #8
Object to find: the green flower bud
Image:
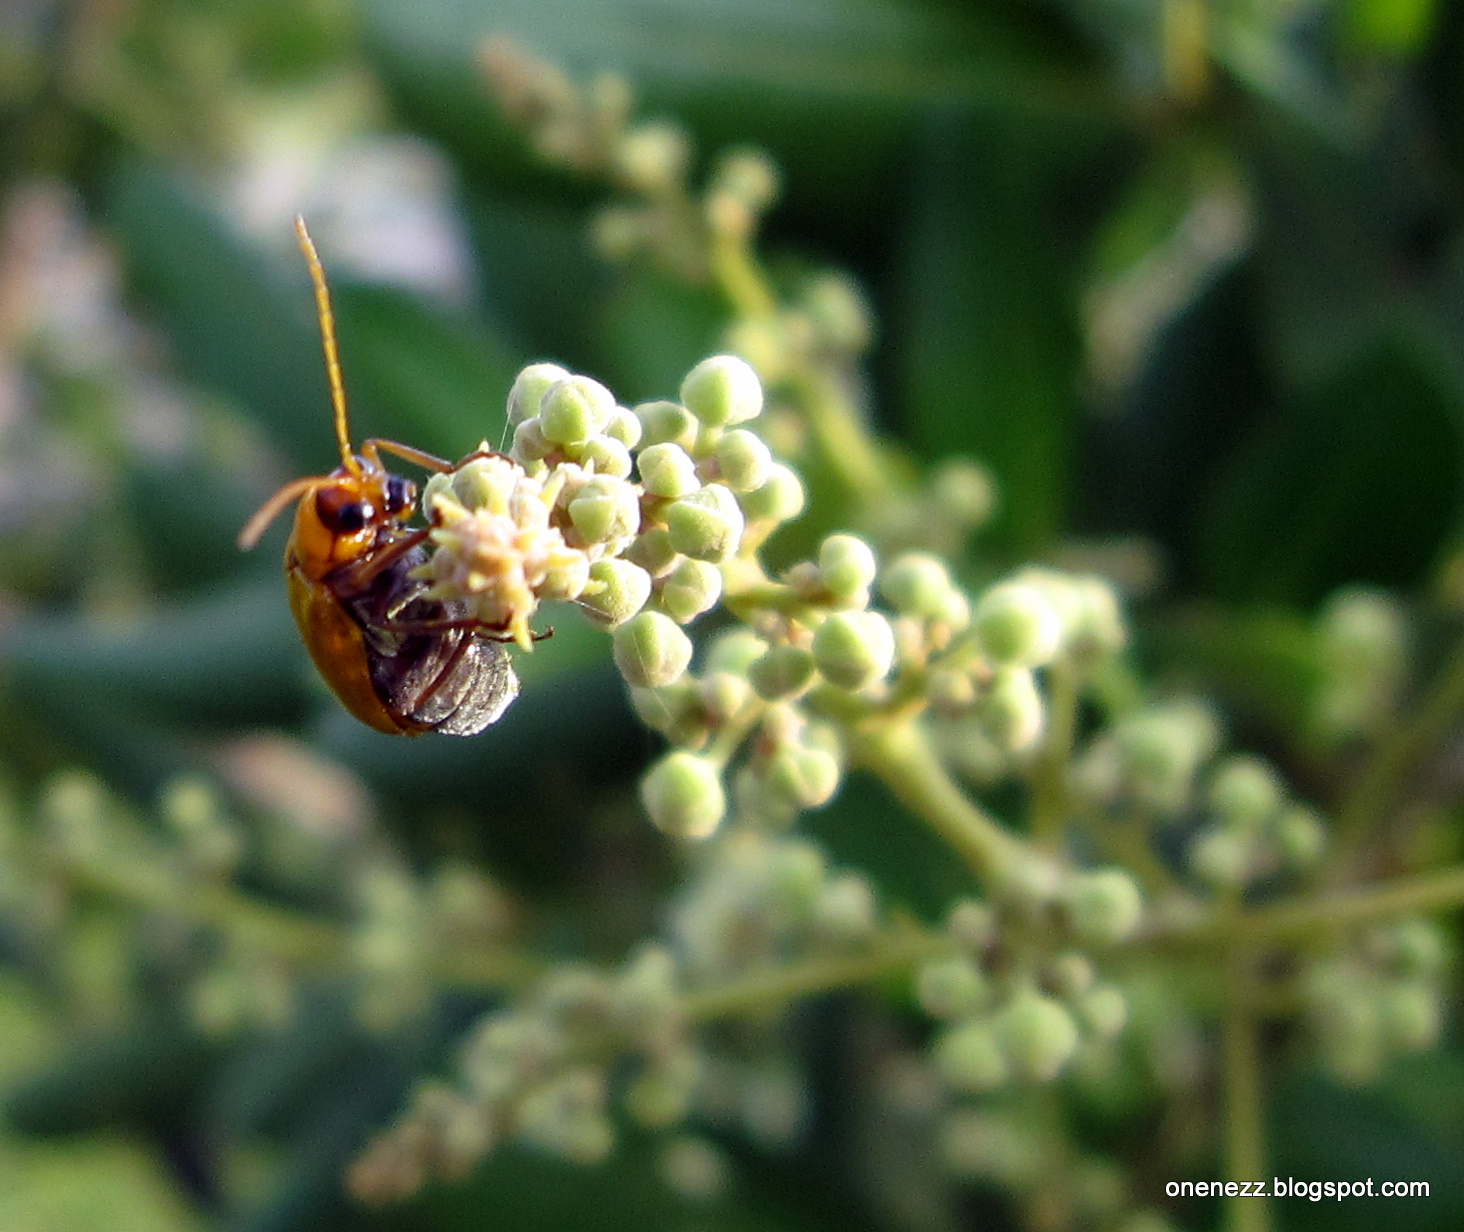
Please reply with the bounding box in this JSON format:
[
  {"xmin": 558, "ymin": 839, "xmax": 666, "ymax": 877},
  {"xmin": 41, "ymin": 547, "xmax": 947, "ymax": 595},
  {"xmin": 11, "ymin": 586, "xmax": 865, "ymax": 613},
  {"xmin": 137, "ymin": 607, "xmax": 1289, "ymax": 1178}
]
[
  {"xmin": 507, "ymin": 362, "xmax": 571, "ymax": 426},
  {"xmin": 710, "ymin": 148, "xmax": 780, "ymax": 213},
  {"xmin": 1207, "ymin": 756, "xmax": 1282, "ymax": 829},
  {"xmin": 1116, "ymin": 701, "xmax": 1222, "ymax": 815},
  {"xmin": 1076, "ymin": 985, "xmax": 1128, "ymax": 1040},
  {"xmin": 1065, "ymin": 869, "xmax": 1143, "ymax": 945},
  {"xmin": 625, "ymin": 1049, "xmax": 701, "ymax": 1128},
  {"xmin": 812, "ymin": 610, "xmax": 896, "ymax": 690},
  {"xmin": 712, "ymin": 429, "xmax": 772, "ymax": 492},
  {"xmin": 699, "ymin": 670, "xmax": 751, "ymax": 722},
  {"xmin": 705, "ymin": 629, "xmax": 769, "ymax": 676},
  {"xmin": 1044, "ymin": 952, "xmax": 1095, "ymax": 1000},
  {"xmin": 814, "ymin": 872, "xmax": 878, "ymax": 941},
  {"xmin": 539, "ymin": 551, "xmax": 591, "ymax": 601},
  {"xmin": 916, "ymin": 955, "xmax": 989, "ymax": 1020},
  {"xmin": 980, "ymin": 667, "xmax": 1044, "ymax": 753},
  {"xmin": 603, "ymin": 408, "xmax": 643, "ymax": 449},
  {"xmin": 1387, "ymin": 919, "xmax": 1447, "ymax": 980},
  {"xmin": 946, "ymin": 899, "xmax": 996, "ymax": 953},
  {"xmin": 738, "ymin": 463, "xmax": 806, "ymax": 524},
  {"xmin": 818, "ymin": 534, "xmax": 878, "ymax": 603},
  {"xmin": 1067, "ymin": 577, "xmax": 1126, "ymax": 658},
  {"xmin": 613, "ymin": 120, "xmax": 691, "ymax": 195},
  {"xmin": 665, "ymin": 484, "xmax": 745, "ymax": 562},
  {"xmin": 975, "ymin": 582, "xmax": 1063, "ymax": 668},
  {"xmin": 613, "ymin": 610, "xmax": 693, "ymax": 686},
  {"xmin": 1189, "ymin": 827, "xmax": 1252, "ymax": 889},
  {"xmin": 569, "ymin": 476, "xmax": 643, "ymax": 545},
  {"xmin": 800, "ymin": 272, "xmax": 872, "ymax": 354},
  {"xmin": 680, "ymin": 355, "xmax": 763, "ymax": 427},
  {"xmin": 569, "ymin": 434, "xmax": 633, "ymax": 478},
  {"xmin": 933, "ymin": 1020, "xmax": 1008, "ymax": 1094},
  {"xmin": 1275, "ymin": 804, "xmax": 1327, "ymax": 869},
  {"xmin": 641, "ymin": 751, "xmax": 726, "ymax": 839},
  {"xmin": 512, "ymin": 417, "xmax": 553, "ymax": 462},
  {"xmin": 930, "ymin": 457, "xmax": 995, "ymax": 527},
  {"xmin": 1378, "ymin": 982, "xmax": 1440, "ymax": 1052},
  {"xmin": 659, "ymin": 557, "xmax": 723, "ymax": 624},
  {"xmin": 626, "ymin": 526, "xmax": 680, "ymax": 577},
  {"xmin": 766, "ymin": 841, "xmax": 827, "ymax": 915},
  {"xmin": 629, "ymin": 681, "xmax": 702, "ymax": 738},
  {"xmin": 748, "ymin": 644, "xmax": 817, "ymax": 700},
  {"xmin": 581, "ymin": 558, "xmax": 653, "ymax": 627},
  {"xmin": 638, "ymin": 442, "xmax": 701, "ymax": 499},
  {"xmin": 761, "ymin": 743, "xmax": 841, "ymax": 811},
  {"xmin": 998, "ymin": 993, "xmax": 1081, "ymax": 1082},
  {"xmin": 540, "ymin": 375, "xmax": 615, "ymax": 445},
  {"xmin": 1321, "ymin": 587, "xmax": 1406, "ymax": 676},
  {"xmin": 635, "ymin": 400, "xmax": 698, "ymax": 450},
  {"xmin": 881, "ymin": 552, "xmax": 956, "ymax": 618}
]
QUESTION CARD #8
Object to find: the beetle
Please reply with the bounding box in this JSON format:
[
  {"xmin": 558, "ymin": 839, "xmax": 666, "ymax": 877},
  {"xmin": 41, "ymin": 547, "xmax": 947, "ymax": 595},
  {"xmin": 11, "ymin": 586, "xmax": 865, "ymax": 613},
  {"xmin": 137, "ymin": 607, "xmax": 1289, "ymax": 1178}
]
[{"xmin": 238, "ymin": 217, "xmax": 518, "ymax": 736}]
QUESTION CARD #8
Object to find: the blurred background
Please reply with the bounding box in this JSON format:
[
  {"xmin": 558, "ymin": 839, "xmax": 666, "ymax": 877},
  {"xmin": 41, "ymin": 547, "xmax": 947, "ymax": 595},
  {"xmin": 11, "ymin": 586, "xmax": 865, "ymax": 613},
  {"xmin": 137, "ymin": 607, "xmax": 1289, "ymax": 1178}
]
[{"xmin": 1, "ymin": 0, "xmax": 1463, "ymax": 1230}]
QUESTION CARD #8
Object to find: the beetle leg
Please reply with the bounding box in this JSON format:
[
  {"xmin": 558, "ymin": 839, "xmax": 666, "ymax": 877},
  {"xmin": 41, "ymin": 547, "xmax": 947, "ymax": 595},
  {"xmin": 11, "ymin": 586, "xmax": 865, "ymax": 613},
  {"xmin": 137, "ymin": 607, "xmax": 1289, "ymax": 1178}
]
[
  {"xmin": 329, "ymin": 526, "xmax": 432, "ymax": 591},
  {"xmin": 378, "ymin": 616, "xmax": 554, "ymax": 643}
]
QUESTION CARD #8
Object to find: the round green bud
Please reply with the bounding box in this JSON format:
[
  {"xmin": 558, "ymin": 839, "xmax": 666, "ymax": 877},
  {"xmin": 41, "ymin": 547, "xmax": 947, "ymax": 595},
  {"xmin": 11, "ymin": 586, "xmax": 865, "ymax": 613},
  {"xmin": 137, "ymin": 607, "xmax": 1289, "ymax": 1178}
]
[
  {"xmin": 738, "ymin": 463, "xmax": 806, "ymax": 524},
  {"xmin": 916, "ymin": 955, "xmax": 989, "ymax": 1020},
  {"xmin": 930, "ymin": 457, "xmax": 995, "ymax": 527},
  {"xmin": 766, "ymin": 840, "xmax": 827, "ymax": 914},
  {"xmin": 613, "ymin": 610, "xmax": 693, "ymax": 686},
  {"xmin": 603, "ymin": 408, "xmax": 643, "ymax": 449},
  {"xmin": 1189, "ymin": 827, "xmax": 1252, "ymax": 889},
  {"xmin": 712, "ymin": 429, "xmax": 772, "ymax": 492},
  {"xmin": 629, "ymin": 680, "xmax": 700, "ymax": 737},
  {"xmin": 640, "ymin": 751, "xmax": 726, "ymax": 839},
  {"xmin": 1321, "ymin": 587, "xmax": 1406, "ymax": 674},
  {"xmin": 512, "ymin": 417, "xmax": 553, "ymax": 462},
  {"xmin": 1066, "ymin": 577, "xmax": 1126, "ymax": 658},
  {"xmin": 1207, "ymin": 756, "xmax": 1282, "ymax": 829},
  {"xmin": 818, "ymin": 534, "xmax": 878, "ymax": 603},
  {"xmin": 705, "ymin": 628, "xmax": 769, "ymax": 676},
  {"xmin": 626, "ymin": 526, "xmax": 679, "ymax": 577},
  {"xmin": 665, "ymin": 484, "xmax": 745, "ymax": 562},
  {"xmin": 613, "ymin": 120, "xmax": 691, "ymax": 195},
  {"xmin": 540, "ymin": 375, "xmax": 615, "ymax": 445},
  {"xmin": 659, "ymin": 557, "xmax": 723, "ymax": 624},
  {"xmin": 979, "ymin": 667, "xmax": 1044, "ymax": 753},
  {"xmin": 748, "ymin": 644, "xmax": 817, "ymax": 700},
  {"xmin": 881, "ymin": 553, "xmax": 957, "ymax": 618},
  {"xmin": 814, "ymin": 872, "xmax": 878, "ymax": 941},
  {"xmin": 680, "ymin": 355, "xmax": 763, "ymax": 427},
  {"xmin": 975, "ymin": 582, "xmax": 1063, "ymax": 668},
  {"xmin": 1378, "ymin": 982, "xmax": 1440, "ymax": 1052},
  {"xmin": 800, "ymin": 272, "xmax": 872, "ymax": 354},
  {"xmin": 570, "ymin": 434, "xmax": 634, "ymax": 479},
  {"xmin": 638, "ymin": 442, "xmax": 701, "ymax": 499},
  {"xmin": 1387, "ymin": 919, "xmax": 1447, "ymax": 980},
  {"xmin": 933, "ymin": 1020, "xmax": 1008, "ymax": 1094},
  {"xmin": 1044, "ymin": 952, "xmax": 1095, "ymax": 1000},
  {"xmin": 998, "ymin": 993, "xmax": 1081, "ymax": 1082},
  {"xmin": 1065, "ymin": 869, "xmax": 1143, "ymax": 946},
  {"xmin": 710, "ymin": 148, "xmax": 780, "ymax": 213},
  {"xmin": 812, "ymin": 610, "xmax": 896, "ymax": 691},
  {"xmin": 946, "ymin": 899, "xmax": 996, "ymax": 953},
  {"xmin": 1116, "ymin": 701, "xmax": 1222, "ymax": 814},
  {"xmin": 1076, "ymin": 985, "xmax": 1128, "ymax": 1040},
  {"xmin": 539, "ymin": 551, "xmax": 591, "ymax": 601},
  {"xmin": 761, "ymin": 744, "xmax": 841, "ymax": 811},
  {"xmin": 699, "ymin": 670, "xmax": 751, "ymax": 723},
  {"xmin": 1275, "ymin": 804, "xmax": 1327, "ymax": 869},
  {"xmin": 635, "ymin": 400, "xmax": 698, "ymax": 451},
  {"xmin": 581, "ymin": 558, "xmax": 653, "ymax": 627},
  {"xmin": 507, "ymin": 362, "xmax": 571, "ymax": 426},
  {"xmin": 625, "ymin": 1049, "xmax": 701, "ymax": 1128},
  {"xmin": 569, "ymin": 476, "xmax": 642, "ymax": 545}
]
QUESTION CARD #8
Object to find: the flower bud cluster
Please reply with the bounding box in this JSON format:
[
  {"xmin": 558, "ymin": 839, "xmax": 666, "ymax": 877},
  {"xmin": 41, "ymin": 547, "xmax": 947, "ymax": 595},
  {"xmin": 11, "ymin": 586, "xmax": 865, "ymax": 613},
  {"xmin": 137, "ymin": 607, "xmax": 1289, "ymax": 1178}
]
[
  {"xmin": 1074, "ymin": 698, "xmax": 1222, "ymax": 816},
  {"xmin": 1312, "ymin": 587, "xmax": 1408, "ymax": 742},
  {"xmin": 418, "ymin": 357, "xmax": 785, "ymax": 654},
  {"xmin": 1304, "ymin": 917, "xmax": 1450, "ymax": 1083},
  {"xmin": 351, "ymin": 943, "xmax": 696, "ymax": 1201},
  {"xmin": 1186, "ymin": 755, "xmax": 1327, "ymax": 892},
  {"xmin": 919, "ymin": 893, "xmax": 1134, "ymax": 1098}
]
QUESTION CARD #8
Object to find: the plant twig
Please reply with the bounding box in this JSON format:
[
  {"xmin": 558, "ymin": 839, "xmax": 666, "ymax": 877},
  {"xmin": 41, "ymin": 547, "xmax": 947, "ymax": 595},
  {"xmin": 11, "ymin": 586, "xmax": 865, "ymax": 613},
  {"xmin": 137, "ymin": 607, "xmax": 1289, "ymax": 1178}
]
[{"xmin": 1222, "ymin": 942, "xmax": 1272, "ymax": 1232}]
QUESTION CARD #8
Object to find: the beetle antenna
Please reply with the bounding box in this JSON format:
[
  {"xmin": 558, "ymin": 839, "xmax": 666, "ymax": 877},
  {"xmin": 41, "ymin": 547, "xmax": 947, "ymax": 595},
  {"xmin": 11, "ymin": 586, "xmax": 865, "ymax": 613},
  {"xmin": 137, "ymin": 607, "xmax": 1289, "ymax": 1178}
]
[
  {"xmin": 238, "ymin": 475, "xmax": 326, "ymax": 551},
  {"xmin": 295, "ymin": 216, "xmax": 358, "ymax": 475}
]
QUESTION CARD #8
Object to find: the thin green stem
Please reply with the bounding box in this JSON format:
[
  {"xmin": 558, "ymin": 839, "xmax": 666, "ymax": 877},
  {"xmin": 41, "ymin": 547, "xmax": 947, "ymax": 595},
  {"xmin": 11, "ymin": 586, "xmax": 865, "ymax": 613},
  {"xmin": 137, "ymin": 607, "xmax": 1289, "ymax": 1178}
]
[
  {"xmin": 709, "ymin": 232, "xmax": 778, "ymax": 319},
  {"xmin": 789, "ymin": 367, "xmax": 899, "ymax": 506},
  {"xmin": 851, "ymin": 717, "xmax": 1029, "ymax": 885},
  {"xmin": 1029, "ymin": 657, "xmax": 1079, "ymax": 849},
  {"xmin": 682, "ymin": 924, "xmax": 946, "ymax": 1021},
  {"xmin": 1222, "ymin": 942, "xmax": 1272, "ymax": 1232},
  {"xmin": 1333, "ymin": 634, "xmax": 1464, "ymax": 868}
]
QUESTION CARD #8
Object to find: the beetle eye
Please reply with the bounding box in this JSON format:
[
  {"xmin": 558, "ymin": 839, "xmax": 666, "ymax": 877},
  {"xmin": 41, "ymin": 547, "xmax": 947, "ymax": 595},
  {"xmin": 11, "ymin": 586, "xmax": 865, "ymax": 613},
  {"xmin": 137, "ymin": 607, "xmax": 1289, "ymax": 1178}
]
[
  {"xmin": 383, "ymin": 474, "xmax": 416, "ymax": 516},
  {"xmin": 316, "ymin": 488, "xmax": 373, "ymax": 534}
]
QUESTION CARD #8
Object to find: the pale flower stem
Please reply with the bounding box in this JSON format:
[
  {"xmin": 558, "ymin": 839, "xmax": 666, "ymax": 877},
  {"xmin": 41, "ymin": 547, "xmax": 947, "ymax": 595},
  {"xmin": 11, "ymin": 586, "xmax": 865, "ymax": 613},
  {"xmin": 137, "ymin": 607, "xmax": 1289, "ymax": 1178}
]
[
  {"xmin": 1029, "ymin": 656, "xmax": 1079, "ymax": 850},
  {"xmin": 1222, "ymin": 943, "xmax": 1273, "ymax": 1232},
  {"xmin": 852, "ymin": 717, "xmax": 1030, "ymax": 886}
]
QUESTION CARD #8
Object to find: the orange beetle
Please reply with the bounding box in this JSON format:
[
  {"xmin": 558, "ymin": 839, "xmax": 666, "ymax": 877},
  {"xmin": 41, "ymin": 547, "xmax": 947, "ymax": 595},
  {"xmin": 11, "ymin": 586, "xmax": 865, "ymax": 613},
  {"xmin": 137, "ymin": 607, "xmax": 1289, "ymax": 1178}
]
[{"xmin": 238, "ymin": 218, "xmax": 518, "ymax": 736}]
